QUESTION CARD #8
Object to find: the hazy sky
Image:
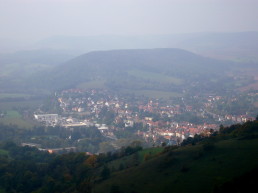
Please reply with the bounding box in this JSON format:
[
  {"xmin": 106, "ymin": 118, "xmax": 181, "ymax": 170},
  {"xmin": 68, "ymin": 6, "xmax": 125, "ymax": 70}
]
[{"xmin": 0, "ymin": 0, "xmax": 258, "ymax": 42}]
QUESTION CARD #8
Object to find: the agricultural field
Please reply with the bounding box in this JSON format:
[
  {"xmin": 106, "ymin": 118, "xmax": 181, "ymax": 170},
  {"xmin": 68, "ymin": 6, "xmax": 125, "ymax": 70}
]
[
  {"xmin": 122, "ymin": 89, "xmax": 182, "ymax": 99},
  {"xmin": 128, "ymin": 70, "xmax": 183, "ymax": 85},
  {"xmin": 0, "ymin": 110, "xmax": 33, "ymax": 128},
  {"xmin": 0, "ymin": 100, "xmax": 41, "ymax": 111},
  {"xmin": 77, "ymin": 80, "xmax": 106, "ymax": 89},
  {"xmin": 239, "ymin": 82, "xmax": 258, "ymax": 92},
  {"xmin": 0, "ymin": 100, "xmax": 42, "ymax": 128},
  {"xmin": 0, "ymin": 93, "xmax": 32, "ymax": 99}
]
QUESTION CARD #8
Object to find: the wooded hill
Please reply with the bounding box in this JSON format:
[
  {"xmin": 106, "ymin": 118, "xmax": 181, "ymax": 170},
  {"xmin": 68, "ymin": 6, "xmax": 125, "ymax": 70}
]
[
  {"xmin": 1, "ymin": 48, "xmax": 255, "ymax": 98},
  {"xmin": 0, "ymin": 119, "xmax": 258, "ymax": 193},
  {"xmin": 24, "ymin": 48, "xmax": 241, "ymax": 95},
  {"xmin": 35, "ymin": 32, "xmax": 258, "ymax": 63}
]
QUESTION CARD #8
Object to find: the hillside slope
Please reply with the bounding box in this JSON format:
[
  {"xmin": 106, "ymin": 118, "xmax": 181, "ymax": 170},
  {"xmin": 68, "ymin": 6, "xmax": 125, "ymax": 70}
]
[
  {"xmin": 0, "ymin": 120, "xmax": 258, "ymax": 193},
  {"xmin": 94, "ymin": 121, "xmax": 258, "ymax": 193},
  {"xmin": 28, "ymin": 48, "xmax": 236, "ymax": 94},
  {"xmin": 35, "ymin": 32, "xmax": 258, "ymax": 63}
]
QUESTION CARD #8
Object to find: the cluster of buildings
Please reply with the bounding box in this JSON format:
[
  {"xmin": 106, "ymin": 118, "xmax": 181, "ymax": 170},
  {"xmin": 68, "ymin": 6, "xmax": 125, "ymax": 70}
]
[
  {"xmin": 34, "ymin": 114, "xmax": 59, "ymax": 126},
  {"xmin": 34, "ymin": 89, "xmax": 255, "ymax": 146},
  {"xmin": 224, "ymin": 115, "xmax": 254, "ymax": 123}
]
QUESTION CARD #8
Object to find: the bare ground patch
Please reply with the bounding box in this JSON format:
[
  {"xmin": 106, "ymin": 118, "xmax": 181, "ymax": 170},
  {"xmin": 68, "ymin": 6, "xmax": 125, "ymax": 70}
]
[{"xmin": 238, "ymin": 81, "xmax": 258, "ymax": 92}]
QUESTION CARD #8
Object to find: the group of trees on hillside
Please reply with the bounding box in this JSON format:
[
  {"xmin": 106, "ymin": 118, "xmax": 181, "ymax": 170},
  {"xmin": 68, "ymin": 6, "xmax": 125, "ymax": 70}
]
[
  {"xmin": 0, "ymin": 124, "xmax": 104, "ymax": 153},
  {"xmin": 0, "ymin": 140, "xmax": 144, "ymax": 193},
  {"xmin": 0, "ymin": 118, "xmax": 258, "ymax": 193}
]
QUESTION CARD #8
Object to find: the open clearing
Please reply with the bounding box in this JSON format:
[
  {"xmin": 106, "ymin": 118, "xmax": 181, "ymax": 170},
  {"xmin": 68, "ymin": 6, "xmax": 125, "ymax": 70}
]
[
  {"xmin": 0, "ymin": 149, "xmax": 9, "ymax": 156},
  {"xmin": 0, "ymin": 100, "xmax": 42, "ymax": 128},
  {"xmin": 0, "ymin": 100, "xmax": 41, "ymax": 111},
  {"xmin": 77, "ymin": 80, "xmax": 106, "ymax": 89},
  {"xmin": 239, "ymin": 81, "xmax": 258, "ymax": 92},
  {"xmin": 128, "ymin": 70, "xmax": 183, "ymax": 85},
  {"xmin": 0, "ymin": 110, "xmax": 33, "ymax": 128},
  {"xmin": 122, "ymin": 89, "xmax": 182, "ymax": 99},
  {"xmin": 0, "ymin": 93, "xmax": 32, "ymax": 99}
]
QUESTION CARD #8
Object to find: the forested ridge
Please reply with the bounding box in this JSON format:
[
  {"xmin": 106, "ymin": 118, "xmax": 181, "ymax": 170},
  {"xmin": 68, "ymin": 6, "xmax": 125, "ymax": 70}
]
[{"xmin": 0, "ymin": 118, "xmax": 258, "ymax": 193}]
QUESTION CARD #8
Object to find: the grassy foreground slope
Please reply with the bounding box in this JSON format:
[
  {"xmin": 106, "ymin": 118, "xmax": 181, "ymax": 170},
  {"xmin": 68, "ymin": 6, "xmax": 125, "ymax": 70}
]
[
  {"xmin": 0, "ymin": 120, "xmax": 258, "ymax": 193},
  {"xmin": 94, "ymin": 122, "xmax": 258, "ymax": 193}
]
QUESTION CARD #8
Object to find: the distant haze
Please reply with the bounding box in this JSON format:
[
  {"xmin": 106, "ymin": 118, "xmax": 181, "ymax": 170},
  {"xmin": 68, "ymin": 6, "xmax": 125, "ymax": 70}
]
[{"xmin": 0, "ymin": 0, "xmax": 258, "ymax": 43}]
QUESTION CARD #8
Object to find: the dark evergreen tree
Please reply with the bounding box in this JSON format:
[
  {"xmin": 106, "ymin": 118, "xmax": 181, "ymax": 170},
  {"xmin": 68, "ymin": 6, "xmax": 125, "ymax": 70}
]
[{"xmin": 101, "ymin": 165, "xmax": 110, "ymax": 180}]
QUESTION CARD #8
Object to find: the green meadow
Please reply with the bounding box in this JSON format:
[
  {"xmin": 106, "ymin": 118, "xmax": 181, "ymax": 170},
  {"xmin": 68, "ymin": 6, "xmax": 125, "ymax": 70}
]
[
  {"xmin": 0, "ymin": 110, "xmax": 33, "ymax": 128},
  {"xmin": 0, "ymin": 100, "xmax": 41, "ymax": 111},
  {"xmin": 77, "ymin": 80, "xmax": 106, "ymax": 89},
  {"xmin": 0, "ymin": 100, "xmax": 42, "ymax": 128},
  {"xmin": 0, "ymin": 93, "xmax": 32, "ymax": 99},
  {"xmin": 94, "ymin": 136, "xmax": 258, "ymax": 193},
  {"xmin": 122, "ymin": 89, "xmax": 182, "ymax": 99},
  {"xmin": 128, "ymin": 70, "xmax": 183, "ymax": 85}
]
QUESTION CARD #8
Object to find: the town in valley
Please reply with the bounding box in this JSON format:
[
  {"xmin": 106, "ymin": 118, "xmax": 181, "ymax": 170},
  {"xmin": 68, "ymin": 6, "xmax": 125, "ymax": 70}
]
[{"xmin": 31, "ymin": 88, "xmax": 257, "ymax": 153}]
